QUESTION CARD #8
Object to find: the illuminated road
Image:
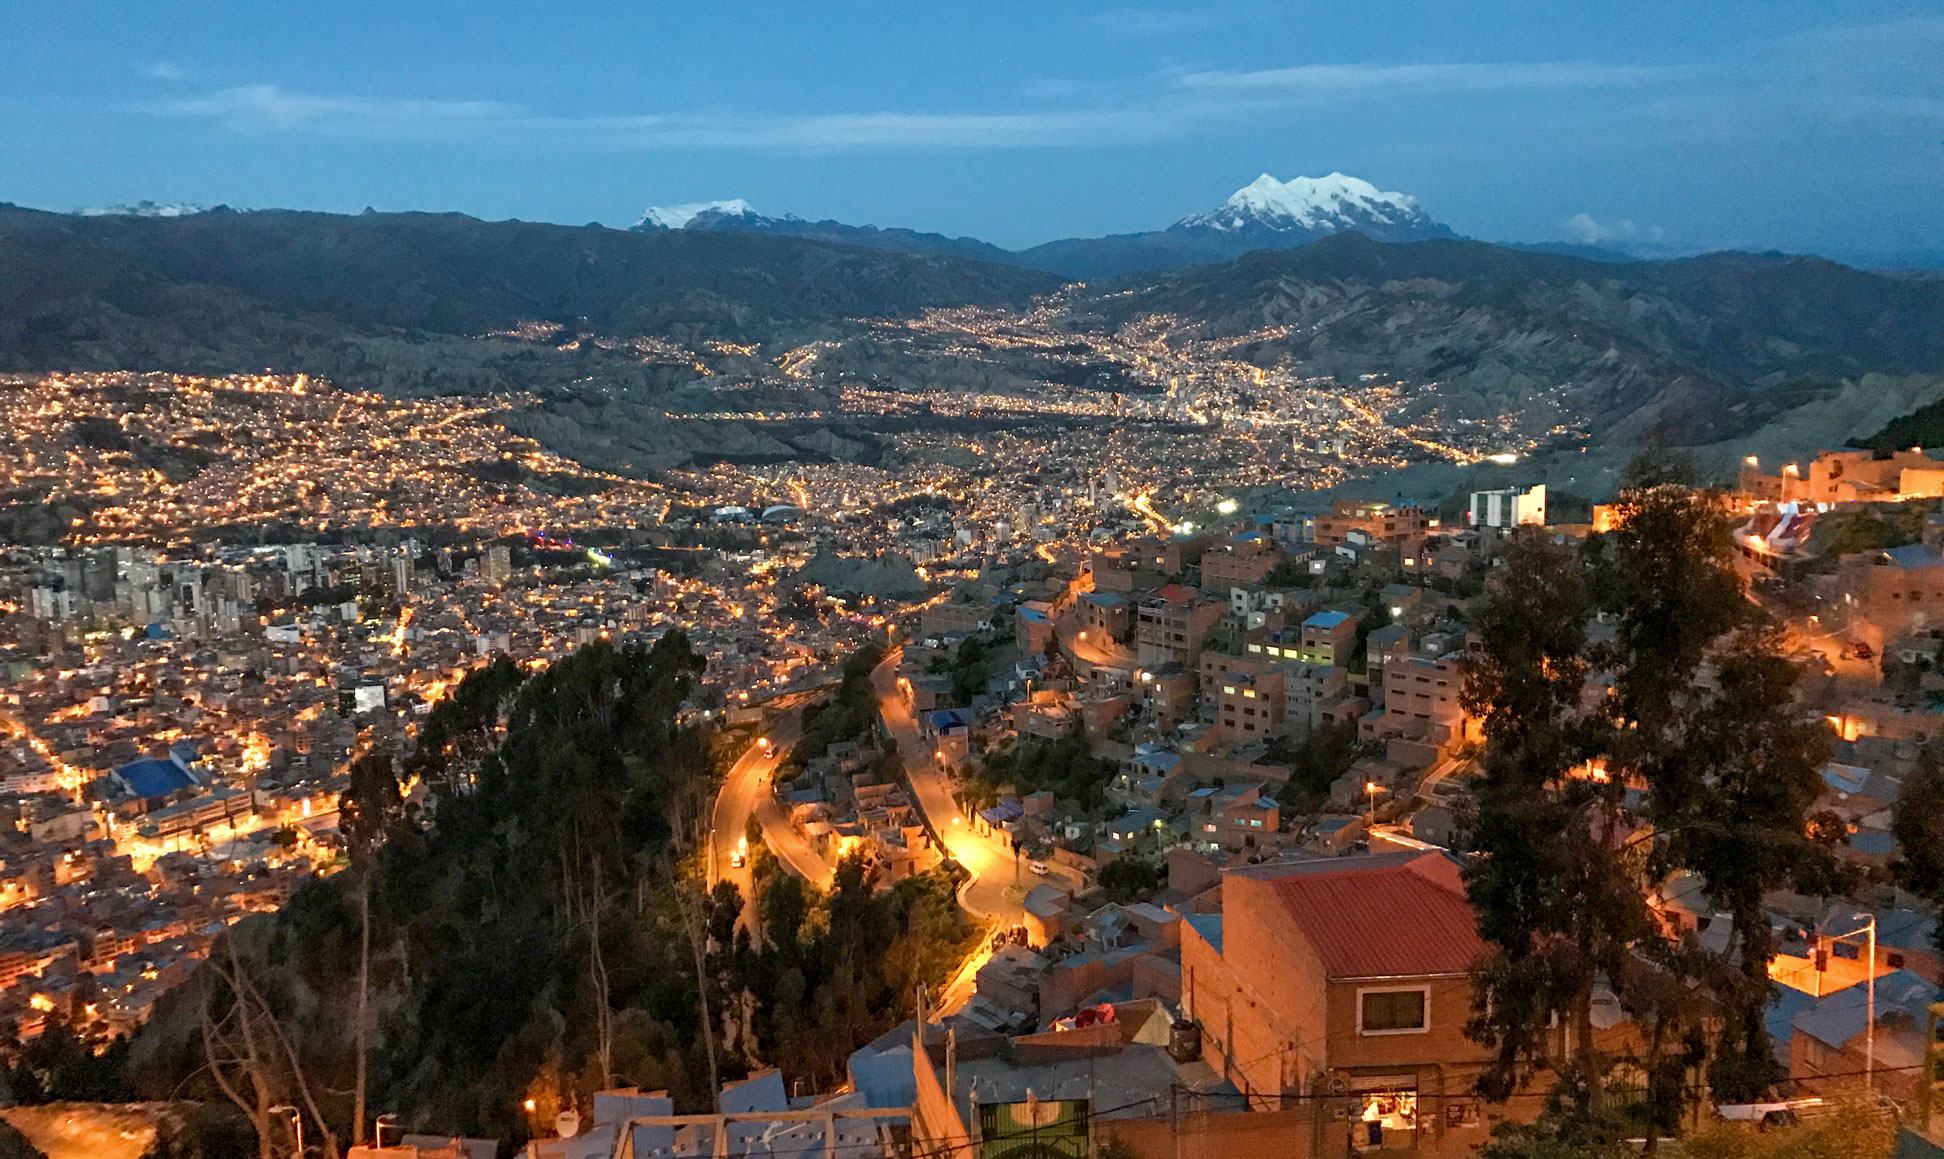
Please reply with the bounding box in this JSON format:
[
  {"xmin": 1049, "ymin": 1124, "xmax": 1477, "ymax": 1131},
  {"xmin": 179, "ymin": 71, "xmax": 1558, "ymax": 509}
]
[
  {"xmin": 1126, "ymin": 491, "xmax": 1175, "ymax": 535},
  {"xmin": 870, "ymin": 649, "xmax": 1083, "ymax": 929},
  {"xmin": 709, "ymin": 710, "xmax": 833, "ymax": 916}
]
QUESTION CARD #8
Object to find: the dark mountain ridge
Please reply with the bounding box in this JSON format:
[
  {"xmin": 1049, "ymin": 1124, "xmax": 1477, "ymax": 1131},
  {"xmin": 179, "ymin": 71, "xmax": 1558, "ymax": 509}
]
[
  {"xmin": 1106, "ymin": 232, "xmax": 1944, "ymax": 442},
  {"xmin": 0, "ymin": 204, "xmax": 1061, "ymax": 391},
  {"xmin": 2, "ymin": 203, "xmax": 1939, "ymax": 454}
]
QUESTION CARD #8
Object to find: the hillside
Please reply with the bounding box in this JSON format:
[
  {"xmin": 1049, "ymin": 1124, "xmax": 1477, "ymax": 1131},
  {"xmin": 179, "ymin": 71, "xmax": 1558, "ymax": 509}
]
[
  {"xmin": 0, "ymin": 205, "xmax": 1062, "ymax": 394},
  {"xmin": 1095, "ymin": 233, "xmax": 1944, "ymax": 444}
]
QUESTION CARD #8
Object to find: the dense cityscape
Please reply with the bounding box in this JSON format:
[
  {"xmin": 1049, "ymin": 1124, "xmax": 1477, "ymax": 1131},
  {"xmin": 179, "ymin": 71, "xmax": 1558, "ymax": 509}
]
[{"xmin": 4, "ymin": 4, "xmax": 1943, "ymax": 1156}]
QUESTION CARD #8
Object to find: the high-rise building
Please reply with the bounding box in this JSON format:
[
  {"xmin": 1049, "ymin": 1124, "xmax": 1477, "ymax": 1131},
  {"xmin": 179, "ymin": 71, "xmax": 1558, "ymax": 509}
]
[{"xmin": 483, "ymin": 545, "xmax": 513, "ymax": 584}]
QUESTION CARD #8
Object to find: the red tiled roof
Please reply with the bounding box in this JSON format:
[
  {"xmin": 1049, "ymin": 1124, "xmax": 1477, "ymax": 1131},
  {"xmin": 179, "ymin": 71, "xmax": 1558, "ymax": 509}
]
[
  {"xmin": 1154, "ymin": 583, "xmax": 1194, "ymax": 604},
  {"xmin": 1240, "ymin": 853, "xmax": 1487, "ymax": 979}
]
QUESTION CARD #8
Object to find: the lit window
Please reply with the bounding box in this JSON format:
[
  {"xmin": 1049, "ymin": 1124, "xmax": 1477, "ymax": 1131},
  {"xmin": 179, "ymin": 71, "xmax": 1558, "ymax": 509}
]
[
  {"xmin": 1359, "ymin": 988, "xmax": 1428, "ymax": 1034},
  {"xmin": 1223, "ymin": 686, "xmax": 1236, "ymax": 695}
]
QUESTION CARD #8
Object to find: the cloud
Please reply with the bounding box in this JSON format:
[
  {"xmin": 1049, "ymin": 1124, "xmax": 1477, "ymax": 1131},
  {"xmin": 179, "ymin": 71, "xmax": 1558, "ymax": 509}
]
[
  {"xmin": 148, "ymin": 85, "xmax": 518, "ymax": 140},
  {"xmin": 142, "ymin": 62, "xmax": 188, "ymax": 81},
  {"xmin": 144, "ymin": 83, "xmax": 1176, "ymax": 150},
  {"xmin": 1564, "ymin": 214, "xmax": 1664, "ymax": 245},
  {"xmin": 134, "ymin": 20, "xmax": 1937, "ymax": 160},
  {"xmin": 1180, "ymin": 60, "xmax": 1681, "ymax": 95}
]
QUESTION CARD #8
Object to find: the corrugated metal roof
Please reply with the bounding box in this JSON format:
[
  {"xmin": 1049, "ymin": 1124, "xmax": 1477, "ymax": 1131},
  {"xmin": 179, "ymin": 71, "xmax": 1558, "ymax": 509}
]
[{"xmin": 1239, "ymin": 853, "xmax": 1486, "ymax": 979}]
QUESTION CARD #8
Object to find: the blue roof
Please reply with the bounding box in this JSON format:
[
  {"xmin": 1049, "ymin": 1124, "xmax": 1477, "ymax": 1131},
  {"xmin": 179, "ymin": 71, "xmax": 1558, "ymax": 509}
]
[
  {"xmin": 927, "ymin": 709, "xmax": 967, "ymax": 731},
  {"xmin": 1084, "ymin": 590, "xmax": 1126, "ymax": 607},
  {"xmin": 980, "ymin": 800, "xmax": 1024, "ymax": 825},
  {"xmin": 1883, "ymin": 544, "xmax": 1944, "ymax": 569},
  {"xmin": 116, "ymin": 758, "xmax": 195, "ymax": 800},
  {"xmin": 1019, "ymin": 606, "xmax": 1050, "ymax": 623},
  {"xmin": 1303, "ymin": 610, "xmax": 1354, "ymax": 629},
  {"xmin": 1793, "ymin": 969, "xmax": 1937, "ymax": 1050},
  {"xmin": 1185, "ymin": 913, "xmax": 1223, "ymax": 954}
]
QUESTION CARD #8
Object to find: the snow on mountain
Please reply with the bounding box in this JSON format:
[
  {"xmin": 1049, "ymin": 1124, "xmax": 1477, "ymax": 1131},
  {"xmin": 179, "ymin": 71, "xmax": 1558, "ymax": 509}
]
[
  {"xmin": 75, "ymin": 200, "xmax": 204, "ymax": 218},
  {"xmin": 633, "ymin": 199, "xmax": 757, "ymax": 231},
  {"xmin": 1176, "ymin": 173, "xmax": 1424, "ymax": 233}
]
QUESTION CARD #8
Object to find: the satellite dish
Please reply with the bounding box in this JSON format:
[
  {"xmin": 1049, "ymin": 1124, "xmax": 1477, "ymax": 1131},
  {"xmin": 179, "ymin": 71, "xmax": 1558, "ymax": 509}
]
[
  {"xmin": 1329, "ymin": 1077, "xmax": 1349, "ymax": 1096},
  {"xmin": 555, "ymin": 1109, "xmax": 581, "ymax": 1138}
]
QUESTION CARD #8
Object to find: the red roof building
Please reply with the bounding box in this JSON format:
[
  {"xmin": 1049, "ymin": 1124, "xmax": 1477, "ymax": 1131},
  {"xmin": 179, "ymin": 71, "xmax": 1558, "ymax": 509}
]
[{"xmin": 1180, "ymin": 851, "xmax": 1503, "ymax": 1153}]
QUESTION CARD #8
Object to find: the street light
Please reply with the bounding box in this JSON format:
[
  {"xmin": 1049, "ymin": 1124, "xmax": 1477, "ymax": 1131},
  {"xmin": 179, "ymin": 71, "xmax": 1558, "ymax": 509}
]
[
  {"xmin": 269, "ymin": 1104, "xmax": 302, "ymax": 1159},
  {"xmin": 374, "ymin": 1112, "xmax": 400, "ymax": 1150},
  {"xmin": 1828, "ymin": 913, "xmax": 1879, "ymax": 1096},
  {"xmin": 1365, "ymin": 781, "xmax": 1381, "ymax": 827}
]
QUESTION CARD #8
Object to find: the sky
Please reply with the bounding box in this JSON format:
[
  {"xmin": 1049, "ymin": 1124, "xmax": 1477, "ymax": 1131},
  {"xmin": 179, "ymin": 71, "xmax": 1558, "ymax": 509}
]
[{"xmin": 2, "ymin": 2, "xmax": 1940, "ymax": 264}]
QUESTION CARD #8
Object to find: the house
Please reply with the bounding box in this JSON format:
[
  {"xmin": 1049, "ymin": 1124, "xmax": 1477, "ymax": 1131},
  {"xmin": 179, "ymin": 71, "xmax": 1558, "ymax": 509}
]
[
  {"xmin": 1180, "ymin": 851, "xmax": 1498, "ymax": 1153},
  {"xmin": 1377, "ymin": 648, "xmax": 1472, "ymax": 751},
  {"xmin": 1201, "ymin": 534, "xmax": 1279, "ymax": 588},
  {"xmin": 1282, "ymin": 661, "xmax": 1350, "ymax": 739},
  {"xmin": 1016, "ymin": 601, "xmax": 1055, "ymax": 655},
  {"xmin": 1788, "ymin": 969, "xmax": 1938, "ymax": 1102},
  {"xmin": 1188, "ymin": 786, "xmax": 1280, "ymax": 852},
  {"xmin": 1077, "ymin": 590, "xmax": 1132, "ymax": 647},
  {"xmin": 1136, "ymin": 585, "xmax": 1227, "ymax": 668},
  {"xmin": 1214, "ymin": 668, "xmax": 1284, "ymax": 742},
  {"xmin": 1298, "ymin": 611, "xmax": 1358, "ymax": 667},
  {"xmin": 1022, "ymin": 883, "xmax": 1072, "ymax": 947},
  {"xmin": 1315, "ymin": 500, "xmax": 1431, "ymax": 547},
  {"xmin": 1836, "ymin": 544, "xmax": 1944, "ymax": 651}
]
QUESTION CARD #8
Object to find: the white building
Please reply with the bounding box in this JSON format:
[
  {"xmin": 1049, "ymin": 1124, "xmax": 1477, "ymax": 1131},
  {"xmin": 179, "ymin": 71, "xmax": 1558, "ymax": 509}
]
[{"xmin": 1468, "ymin": 483, "xmax": 1546, "ymax": 529}]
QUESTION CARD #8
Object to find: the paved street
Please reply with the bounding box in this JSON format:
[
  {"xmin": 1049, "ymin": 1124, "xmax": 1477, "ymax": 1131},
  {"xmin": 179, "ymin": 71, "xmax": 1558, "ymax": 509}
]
[
  {"xmin": 871, "ymin": 648, "xmax": 1084, "ymax": 928},
  {"xmin": 709, "ymin": 709, "xmax": 834, "ymax": 910}
]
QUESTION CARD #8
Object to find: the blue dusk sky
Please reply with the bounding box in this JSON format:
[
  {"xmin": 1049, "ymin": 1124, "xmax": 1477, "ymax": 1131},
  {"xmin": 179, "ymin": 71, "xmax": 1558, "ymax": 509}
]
[{"xmin": 2, "ymin": 1, "xmax": 1939, "ymax": 263}]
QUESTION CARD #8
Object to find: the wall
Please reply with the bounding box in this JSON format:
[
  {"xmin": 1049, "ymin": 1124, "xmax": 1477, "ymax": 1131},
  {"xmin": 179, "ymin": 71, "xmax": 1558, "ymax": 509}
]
[{"xmin": 1181, "ymin": 875, "xmax": 1330, "ymax": 1106}]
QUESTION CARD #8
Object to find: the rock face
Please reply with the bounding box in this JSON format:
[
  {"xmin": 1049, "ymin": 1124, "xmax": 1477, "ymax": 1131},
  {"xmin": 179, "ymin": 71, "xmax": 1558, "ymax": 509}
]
[{"xmin": 793, "ymin": 551, "xmax": 925, "ymax": 598}]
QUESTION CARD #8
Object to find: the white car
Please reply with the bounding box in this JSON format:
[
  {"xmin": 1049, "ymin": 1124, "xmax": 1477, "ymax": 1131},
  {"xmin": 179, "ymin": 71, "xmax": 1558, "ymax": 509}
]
[{"xmin": 1029, "ymin": 860, "xmax": 1049, "ymax": 876}]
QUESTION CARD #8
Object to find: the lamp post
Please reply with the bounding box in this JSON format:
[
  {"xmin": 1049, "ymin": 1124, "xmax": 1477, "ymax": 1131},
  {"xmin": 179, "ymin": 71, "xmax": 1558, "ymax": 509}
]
[
  {"xmin": 1831, "ymin": 914, "xmax": 1879, "ymax": 1097},
  {"xmin": 269, "ymin": 1104, "xmax": 302, "ymax": 1159},
  {"xmin": 1365, "ymin": 781, "xmax": 1381, "ymax": 828},
  {"xmin": 374, "ymin": 1112, "xmax": 400, "ymax": 1150}
]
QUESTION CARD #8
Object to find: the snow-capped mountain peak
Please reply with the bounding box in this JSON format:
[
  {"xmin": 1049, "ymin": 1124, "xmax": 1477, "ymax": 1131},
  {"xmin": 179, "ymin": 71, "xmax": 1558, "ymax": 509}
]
[
  {"xmin": 75, "ymin": 200, "xmax": 204, "ymax": 218},
  {"xmin": 1177, "ymin": 173, "xmax": 1434, "ymax": 235},
  {"xmin": 633, "ymin": 199, "xmax": 757, "ymax": 231}
]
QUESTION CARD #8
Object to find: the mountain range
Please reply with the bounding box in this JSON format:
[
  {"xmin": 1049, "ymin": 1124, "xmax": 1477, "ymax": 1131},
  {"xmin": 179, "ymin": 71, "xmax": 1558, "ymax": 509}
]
[
  {"xmin": 631, "ymin": 173, "xmax": 1462, "ymax": 278},
  {"xmin": 3, "ymin": 198, "xmax": 1941, "ymax": 469}
]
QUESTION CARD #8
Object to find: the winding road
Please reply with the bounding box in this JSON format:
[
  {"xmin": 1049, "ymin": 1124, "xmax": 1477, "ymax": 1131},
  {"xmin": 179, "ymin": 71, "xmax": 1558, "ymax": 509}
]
[
  {"xmin": 709, "ymin": 709, "xmax": 833, "ymax": 908},
  {"xmin": 870, "ymin": 648, "xmax": 1084, "ymax": 926}
]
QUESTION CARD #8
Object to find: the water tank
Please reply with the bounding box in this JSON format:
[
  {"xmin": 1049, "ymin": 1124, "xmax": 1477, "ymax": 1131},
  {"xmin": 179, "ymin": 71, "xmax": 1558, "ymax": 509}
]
[{"xmin": 1167, "ymin": 1018, "xmax": 1202, "ymax": 1063}]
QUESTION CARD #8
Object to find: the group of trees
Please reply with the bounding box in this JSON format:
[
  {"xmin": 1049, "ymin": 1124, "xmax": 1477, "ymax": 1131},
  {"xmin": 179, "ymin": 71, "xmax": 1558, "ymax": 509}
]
[
  {"xmin": 784, "ymin": 642, "xmax": 886, "ymax": 773},
  {"xmin": 963, "ymin": 727, "xmax": 1118, "ymax": 811},
  {"xmin": 706, "ymin": 854, "xmax": 972, "ymax": 1094},
  {"xmin": 107, "ymin": 629, "xmax": 966, "ymax": 1156},
  {"xmin": 1463, "ymin": 479, "xmax": 1846, "ymax": 1154}
]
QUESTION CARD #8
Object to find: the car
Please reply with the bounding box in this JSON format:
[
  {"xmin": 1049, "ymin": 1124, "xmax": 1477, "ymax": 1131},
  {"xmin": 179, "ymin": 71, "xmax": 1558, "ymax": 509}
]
[
  {"xmin": 1028, "ymin": 860, "xmax": 1049, "ymax": 876},
  {"xmin": 1851, "ymin": 642, "xmax": 1875, "ymax": 660},
  {"xmin": 729, "ymin": 847, "xmax": 747, "ymax": 868}
]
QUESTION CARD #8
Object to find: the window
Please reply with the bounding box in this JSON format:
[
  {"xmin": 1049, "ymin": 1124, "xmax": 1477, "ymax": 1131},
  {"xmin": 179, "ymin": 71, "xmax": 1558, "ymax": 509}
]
[{"xmin": 1359, "ymin": 987, "xmax": 1428, "ymax": 1034}]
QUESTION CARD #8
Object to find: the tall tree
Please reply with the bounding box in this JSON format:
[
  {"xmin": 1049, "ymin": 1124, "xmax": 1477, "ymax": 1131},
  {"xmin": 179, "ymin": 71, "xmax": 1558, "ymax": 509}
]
[
  {"xmin": 1462, "ymin": 528, "xmax": 1659, "ymax": 1107},
  {"xmin": 1893, "ymin": 744, "xmax": 1944, "ymax": 959},
  {"xmin": 338, "ymin": 750, "xmax": 402, "ymax": 1148}
]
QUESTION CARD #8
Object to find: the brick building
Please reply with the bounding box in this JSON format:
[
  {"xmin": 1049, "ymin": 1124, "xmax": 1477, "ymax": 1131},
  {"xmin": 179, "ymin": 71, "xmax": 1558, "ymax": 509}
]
[
  {"xmin": 1314, "ymin": 500, "xmax": 1431, "ymax": 547},
  {"xmin": 1180, "ymin": 851, "xmax": 1499, "ymax": 1154}
]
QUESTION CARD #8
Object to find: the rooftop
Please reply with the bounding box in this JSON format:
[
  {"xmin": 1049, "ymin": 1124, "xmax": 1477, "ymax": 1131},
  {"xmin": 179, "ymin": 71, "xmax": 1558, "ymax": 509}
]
[{"xmin": 1229, "ymin": 851, "xmax": 1486, "ymax": 978}]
